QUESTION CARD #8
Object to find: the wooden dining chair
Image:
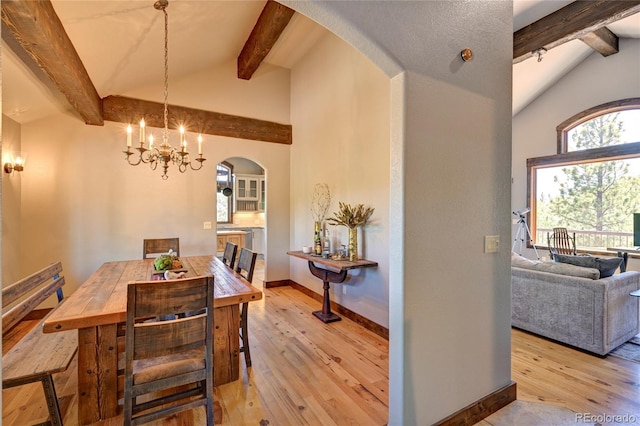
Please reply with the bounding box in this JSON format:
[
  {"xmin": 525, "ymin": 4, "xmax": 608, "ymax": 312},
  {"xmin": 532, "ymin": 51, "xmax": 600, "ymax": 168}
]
[
  {"xmin": 222, "ymin": 242, "xmax": 238, "ymax": 269},
  {"xmin": 123, "ymin": 275, "xmax": 215, "ymax": 425},
  {"xmin": 142, "ymin": 237, "xmax": 180, "ymax": 259},
  {"xmin": 235, "ymin": 248, "xmax": 257, "ymax": 368}
]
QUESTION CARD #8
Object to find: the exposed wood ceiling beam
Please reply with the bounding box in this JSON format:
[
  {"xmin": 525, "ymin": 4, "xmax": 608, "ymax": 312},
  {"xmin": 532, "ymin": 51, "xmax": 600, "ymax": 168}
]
[
  {"xmin": 2, "ymin": 0, "xmax": 293, "ymax": 145},
  {"xmin": 1, "ymin": 0, "xmax": 103, "ymax": 125},
  {"xmin": 1, "ymin": 21, "xmax": 71, "ymax": 111},
  {"xmin": 237, "ymin": 0, "xmax": 295, "ymax": 80},
  {"xmin": 579, "ymin": 26, "xmax": 619, "ymax": 57},
  {"xmin": 103, "ymin": 96, "xmax": 292, "ymax": 145},
  {"xmin": 513, "ymin": 0, "xmax": 640, "ymax": 64}
]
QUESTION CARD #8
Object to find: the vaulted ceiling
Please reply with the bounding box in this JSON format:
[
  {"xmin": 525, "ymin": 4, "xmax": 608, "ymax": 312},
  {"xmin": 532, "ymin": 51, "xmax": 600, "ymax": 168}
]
[
  {"xmin": 513, "ymin": 0, "xmax": 640, "ymax": 115},
  {"xmin": 2, "ymin": 0, "xmax": 639, "ymax": 133}
]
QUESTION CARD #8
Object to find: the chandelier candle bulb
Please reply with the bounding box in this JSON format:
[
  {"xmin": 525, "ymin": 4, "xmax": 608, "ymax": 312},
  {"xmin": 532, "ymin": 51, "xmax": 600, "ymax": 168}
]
[
  {"xmin": 139, "ymin": 119, "xmax": 145, "ymax": 143},
  {"xmin": 126, "ymin": 125, "xmax": 132, "ymax": 147},
  {"xmin": 198, "ymin": 135, "xmax": 203, "ymax": 154},
  {"xmin": 149, "ymin": 134, "xmax": 154, "ymax": 149}
]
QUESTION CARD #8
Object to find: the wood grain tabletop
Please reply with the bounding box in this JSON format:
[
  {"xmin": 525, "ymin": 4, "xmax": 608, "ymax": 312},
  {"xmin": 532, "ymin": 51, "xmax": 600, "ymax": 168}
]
[{"xmin": 43, "ymin": 255, "xmax": 262, "ymax": 333}]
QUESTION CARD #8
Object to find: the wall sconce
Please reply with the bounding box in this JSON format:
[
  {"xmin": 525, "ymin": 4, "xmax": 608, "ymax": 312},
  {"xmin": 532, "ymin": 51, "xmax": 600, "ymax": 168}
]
[{"xmin": 4, "ymin": 154, "xmax": 26, "ymax": 174}]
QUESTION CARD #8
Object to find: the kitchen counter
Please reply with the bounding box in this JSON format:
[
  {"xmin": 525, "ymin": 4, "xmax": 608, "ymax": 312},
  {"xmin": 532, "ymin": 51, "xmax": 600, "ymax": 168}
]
[
  {"xmin": 217, "ymin": 226, "xmax": 264, "ymax": 254},
  {"xmin": 217, "ymin": 230, "xmax": 248, "ymax": 235},
  {"xmin": 217, "ymin": 230, "xmax": 247, "ymax": 253}
]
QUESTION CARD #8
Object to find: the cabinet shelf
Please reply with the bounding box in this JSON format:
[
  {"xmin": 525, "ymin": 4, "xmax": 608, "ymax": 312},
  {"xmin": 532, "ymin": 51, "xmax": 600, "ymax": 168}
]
[{"xmin": 236, "ymin": 200, "xmax": 258, "ymax": 211}]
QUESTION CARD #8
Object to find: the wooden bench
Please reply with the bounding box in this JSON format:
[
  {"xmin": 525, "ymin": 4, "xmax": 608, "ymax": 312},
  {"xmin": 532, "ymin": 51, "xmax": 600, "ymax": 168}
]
[{"xmin": 2, "ymin": 262, "xmax": 78, "ymax": 426}]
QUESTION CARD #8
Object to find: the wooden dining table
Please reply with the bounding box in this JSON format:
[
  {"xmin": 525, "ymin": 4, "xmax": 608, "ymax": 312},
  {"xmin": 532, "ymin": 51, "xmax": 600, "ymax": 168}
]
[{"xmin": 42, "ymin": 255, "xmax": 262, "ymax": 425}]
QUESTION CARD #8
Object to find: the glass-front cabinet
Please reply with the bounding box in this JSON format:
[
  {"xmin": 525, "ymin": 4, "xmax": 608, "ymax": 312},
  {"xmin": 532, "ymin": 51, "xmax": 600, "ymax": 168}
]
[
  {"xmin": 234, "ymin": 174, "xmax": 264, "ymax": 212},
  {"xmin": 259, "ymin": 179, "xmax": 266, "ymax": 211}
]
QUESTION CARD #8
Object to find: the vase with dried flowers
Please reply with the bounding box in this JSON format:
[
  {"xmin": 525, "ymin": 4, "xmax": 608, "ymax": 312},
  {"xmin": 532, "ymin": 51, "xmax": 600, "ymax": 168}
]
[
  {"xmin": 327, "ymin": 202, "xmax": 374, "ymax": 261},
  {"xmin": 311, "ymin": 184, "xmax": 331, "ymax": 255}
]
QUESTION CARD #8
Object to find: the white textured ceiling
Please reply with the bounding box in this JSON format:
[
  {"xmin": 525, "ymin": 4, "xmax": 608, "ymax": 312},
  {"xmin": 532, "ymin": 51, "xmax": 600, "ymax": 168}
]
[{"xmin": 2, "ymin": 1, "xmax": 639, "ymax": 123}]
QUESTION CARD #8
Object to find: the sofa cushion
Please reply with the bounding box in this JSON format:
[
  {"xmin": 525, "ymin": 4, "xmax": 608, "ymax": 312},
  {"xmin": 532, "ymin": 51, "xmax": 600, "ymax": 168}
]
[
  {"xmin": 511, "ymin": 251, "xmax": 539, "ymax": 268},
  {"xmin": 553, "ymin": 254, "xmax": 623, "ymax": 278},
  {"xmin": 511, "ymin": 252, "xmax": 600, "ymax": 279}
]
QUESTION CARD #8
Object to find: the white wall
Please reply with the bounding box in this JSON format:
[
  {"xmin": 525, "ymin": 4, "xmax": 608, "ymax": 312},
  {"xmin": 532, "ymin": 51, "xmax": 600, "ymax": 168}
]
[
  {"xmin": 2, "ymin": 116, "xmax": 22, "ymax": 286},
  {"xmin": 15, "ymin": 60, "xmax": 292, "ymax": 297},
  {"xmin": 512, "ymin": 38, "xmax": 640, "ymax": 261},
  {"xmin": 287, "ymin": 1, "xmax": 513, "ymax": 424},
  {"xmin": 289, "ymin": 31, "xmax": 391, "ymax": 327}
]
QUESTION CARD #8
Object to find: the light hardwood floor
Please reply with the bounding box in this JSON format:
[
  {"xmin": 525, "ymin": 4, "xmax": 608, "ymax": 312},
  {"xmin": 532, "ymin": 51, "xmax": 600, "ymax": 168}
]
[
  {"xmin": 2, "ymin": 277, "xmax": 389, "ymax": 425},
  {"xmin": 513, "ymin": 327, "xmax": 640, "ymax": 420},
  {"xmin": 4, "ymin": 275, "xmax": 640, "ymax": 424}
]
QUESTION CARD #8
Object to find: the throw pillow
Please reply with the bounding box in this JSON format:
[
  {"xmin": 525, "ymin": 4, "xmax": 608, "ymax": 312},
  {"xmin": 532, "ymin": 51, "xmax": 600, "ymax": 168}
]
[{"xmin": 552, "ymin": 254, "xmax": 623, "ymax": 278}]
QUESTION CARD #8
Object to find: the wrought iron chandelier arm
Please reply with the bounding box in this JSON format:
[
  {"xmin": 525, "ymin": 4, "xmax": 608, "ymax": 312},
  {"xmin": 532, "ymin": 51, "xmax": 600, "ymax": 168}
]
[
  {"xmin": 124, "ymin": 144, "xmax": 153, "ymax": 166},
  {"xmin": 190, "ymin": 156, "xmax": 206, "ymax": 171}
]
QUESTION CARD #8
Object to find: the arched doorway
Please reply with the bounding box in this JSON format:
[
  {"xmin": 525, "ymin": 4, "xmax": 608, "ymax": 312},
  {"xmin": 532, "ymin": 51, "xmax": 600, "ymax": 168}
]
[{"xmin": 217, "ymin": 157, "xmax": 266, "ymax": 287}]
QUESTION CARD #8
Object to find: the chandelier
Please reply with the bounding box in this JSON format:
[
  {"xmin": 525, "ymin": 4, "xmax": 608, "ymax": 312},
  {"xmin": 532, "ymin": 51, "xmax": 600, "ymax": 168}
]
[{"xmin": 123, "ymin": 0, "xmax": 206, "ymax": 179}]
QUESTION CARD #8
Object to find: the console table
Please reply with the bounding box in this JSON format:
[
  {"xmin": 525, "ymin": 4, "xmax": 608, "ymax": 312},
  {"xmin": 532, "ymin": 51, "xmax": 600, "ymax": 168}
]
[{"xmin": 287, "ymin": 251, "xmax": 378, "ymax": 323}]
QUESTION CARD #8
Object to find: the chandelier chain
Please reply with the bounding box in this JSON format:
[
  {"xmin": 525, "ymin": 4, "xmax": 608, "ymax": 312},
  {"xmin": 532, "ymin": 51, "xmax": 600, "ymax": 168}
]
[{"xmin": 162, "ymin": 6, "xmax": 169, "ymax": 145}]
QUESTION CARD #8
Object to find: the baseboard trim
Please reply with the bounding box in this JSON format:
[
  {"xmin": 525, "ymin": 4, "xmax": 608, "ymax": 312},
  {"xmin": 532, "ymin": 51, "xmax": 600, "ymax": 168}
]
[
  {"xmin": 279, "ymin": 280, "xmax": 389, "ymax": 340},
  {"xmin": 264, "ymin": 279, "xmax": 290, "ymax": 288},
  {"xmin": 434, "ymin": 381, "xmax": 517, "ymax": 425}
]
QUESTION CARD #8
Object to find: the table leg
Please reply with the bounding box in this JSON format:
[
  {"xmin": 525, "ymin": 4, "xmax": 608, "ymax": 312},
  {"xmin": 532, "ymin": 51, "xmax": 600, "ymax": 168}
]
[
  {"xmin": 77, "ymin": 325, "xmax": 118, "ymax": 425},
  {"xmin": 617, "ymin": 251, "xmax": 629, "ymax": 272},
  {"xmin": 213, "ymin": 305, "xmax": 240, "ymax": 385},
  {"xmin": 308, "ymin": 261, "xmax": 348, "ymax": 323}
]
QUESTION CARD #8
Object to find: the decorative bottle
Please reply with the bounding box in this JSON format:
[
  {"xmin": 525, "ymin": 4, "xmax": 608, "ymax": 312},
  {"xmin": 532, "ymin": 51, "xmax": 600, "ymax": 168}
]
[
  {"xmin": 314, "ymin": 222, "xmax": 322, "ymax": 255},
  {"xmin": 323, "ymin": 228, "xmax": 331, "ymax": 255}
]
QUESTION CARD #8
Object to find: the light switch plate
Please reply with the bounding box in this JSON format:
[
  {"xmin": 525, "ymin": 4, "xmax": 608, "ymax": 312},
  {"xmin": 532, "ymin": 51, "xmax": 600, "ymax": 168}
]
[
  {"xmin": 203, "ymin": 221, "xmax": 212, "ymax": 230},
  {"xmin": 484, "ymin": 235, "xmax": 500, "ymax": 253}
]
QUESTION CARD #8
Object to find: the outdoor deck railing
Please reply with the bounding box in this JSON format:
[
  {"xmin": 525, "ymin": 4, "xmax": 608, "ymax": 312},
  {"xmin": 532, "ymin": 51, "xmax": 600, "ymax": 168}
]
[{"xmin": 535, "ymin": 228, "xmax": 635, "ymax": 250}]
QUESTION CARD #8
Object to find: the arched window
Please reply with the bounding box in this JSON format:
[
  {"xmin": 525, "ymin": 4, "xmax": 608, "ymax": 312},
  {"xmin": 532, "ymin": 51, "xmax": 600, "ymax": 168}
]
[{"xmin": 527, "ymin": 98, "xmax": 640, "ymax": 250}]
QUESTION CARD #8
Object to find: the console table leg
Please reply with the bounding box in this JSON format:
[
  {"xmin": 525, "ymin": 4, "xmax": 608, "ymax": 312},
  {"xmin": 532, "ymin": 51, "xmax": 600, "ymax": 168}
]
[
  {"xmin": 307, "ymin": 261, "xmax": 346, "ymax": 323},
  {"xmin": 313, "ymin": 280, "xmax": 341, "ymax": 323}
]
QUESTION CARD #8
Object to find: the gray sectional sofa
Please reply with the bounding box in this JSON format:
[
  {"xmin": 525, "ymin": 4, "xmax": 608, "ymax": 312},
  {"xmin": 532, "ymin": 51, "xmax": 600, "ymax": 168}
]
[{"xmin": 511, "ymin": 252, "xmax": 640, "ymax": 355}]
